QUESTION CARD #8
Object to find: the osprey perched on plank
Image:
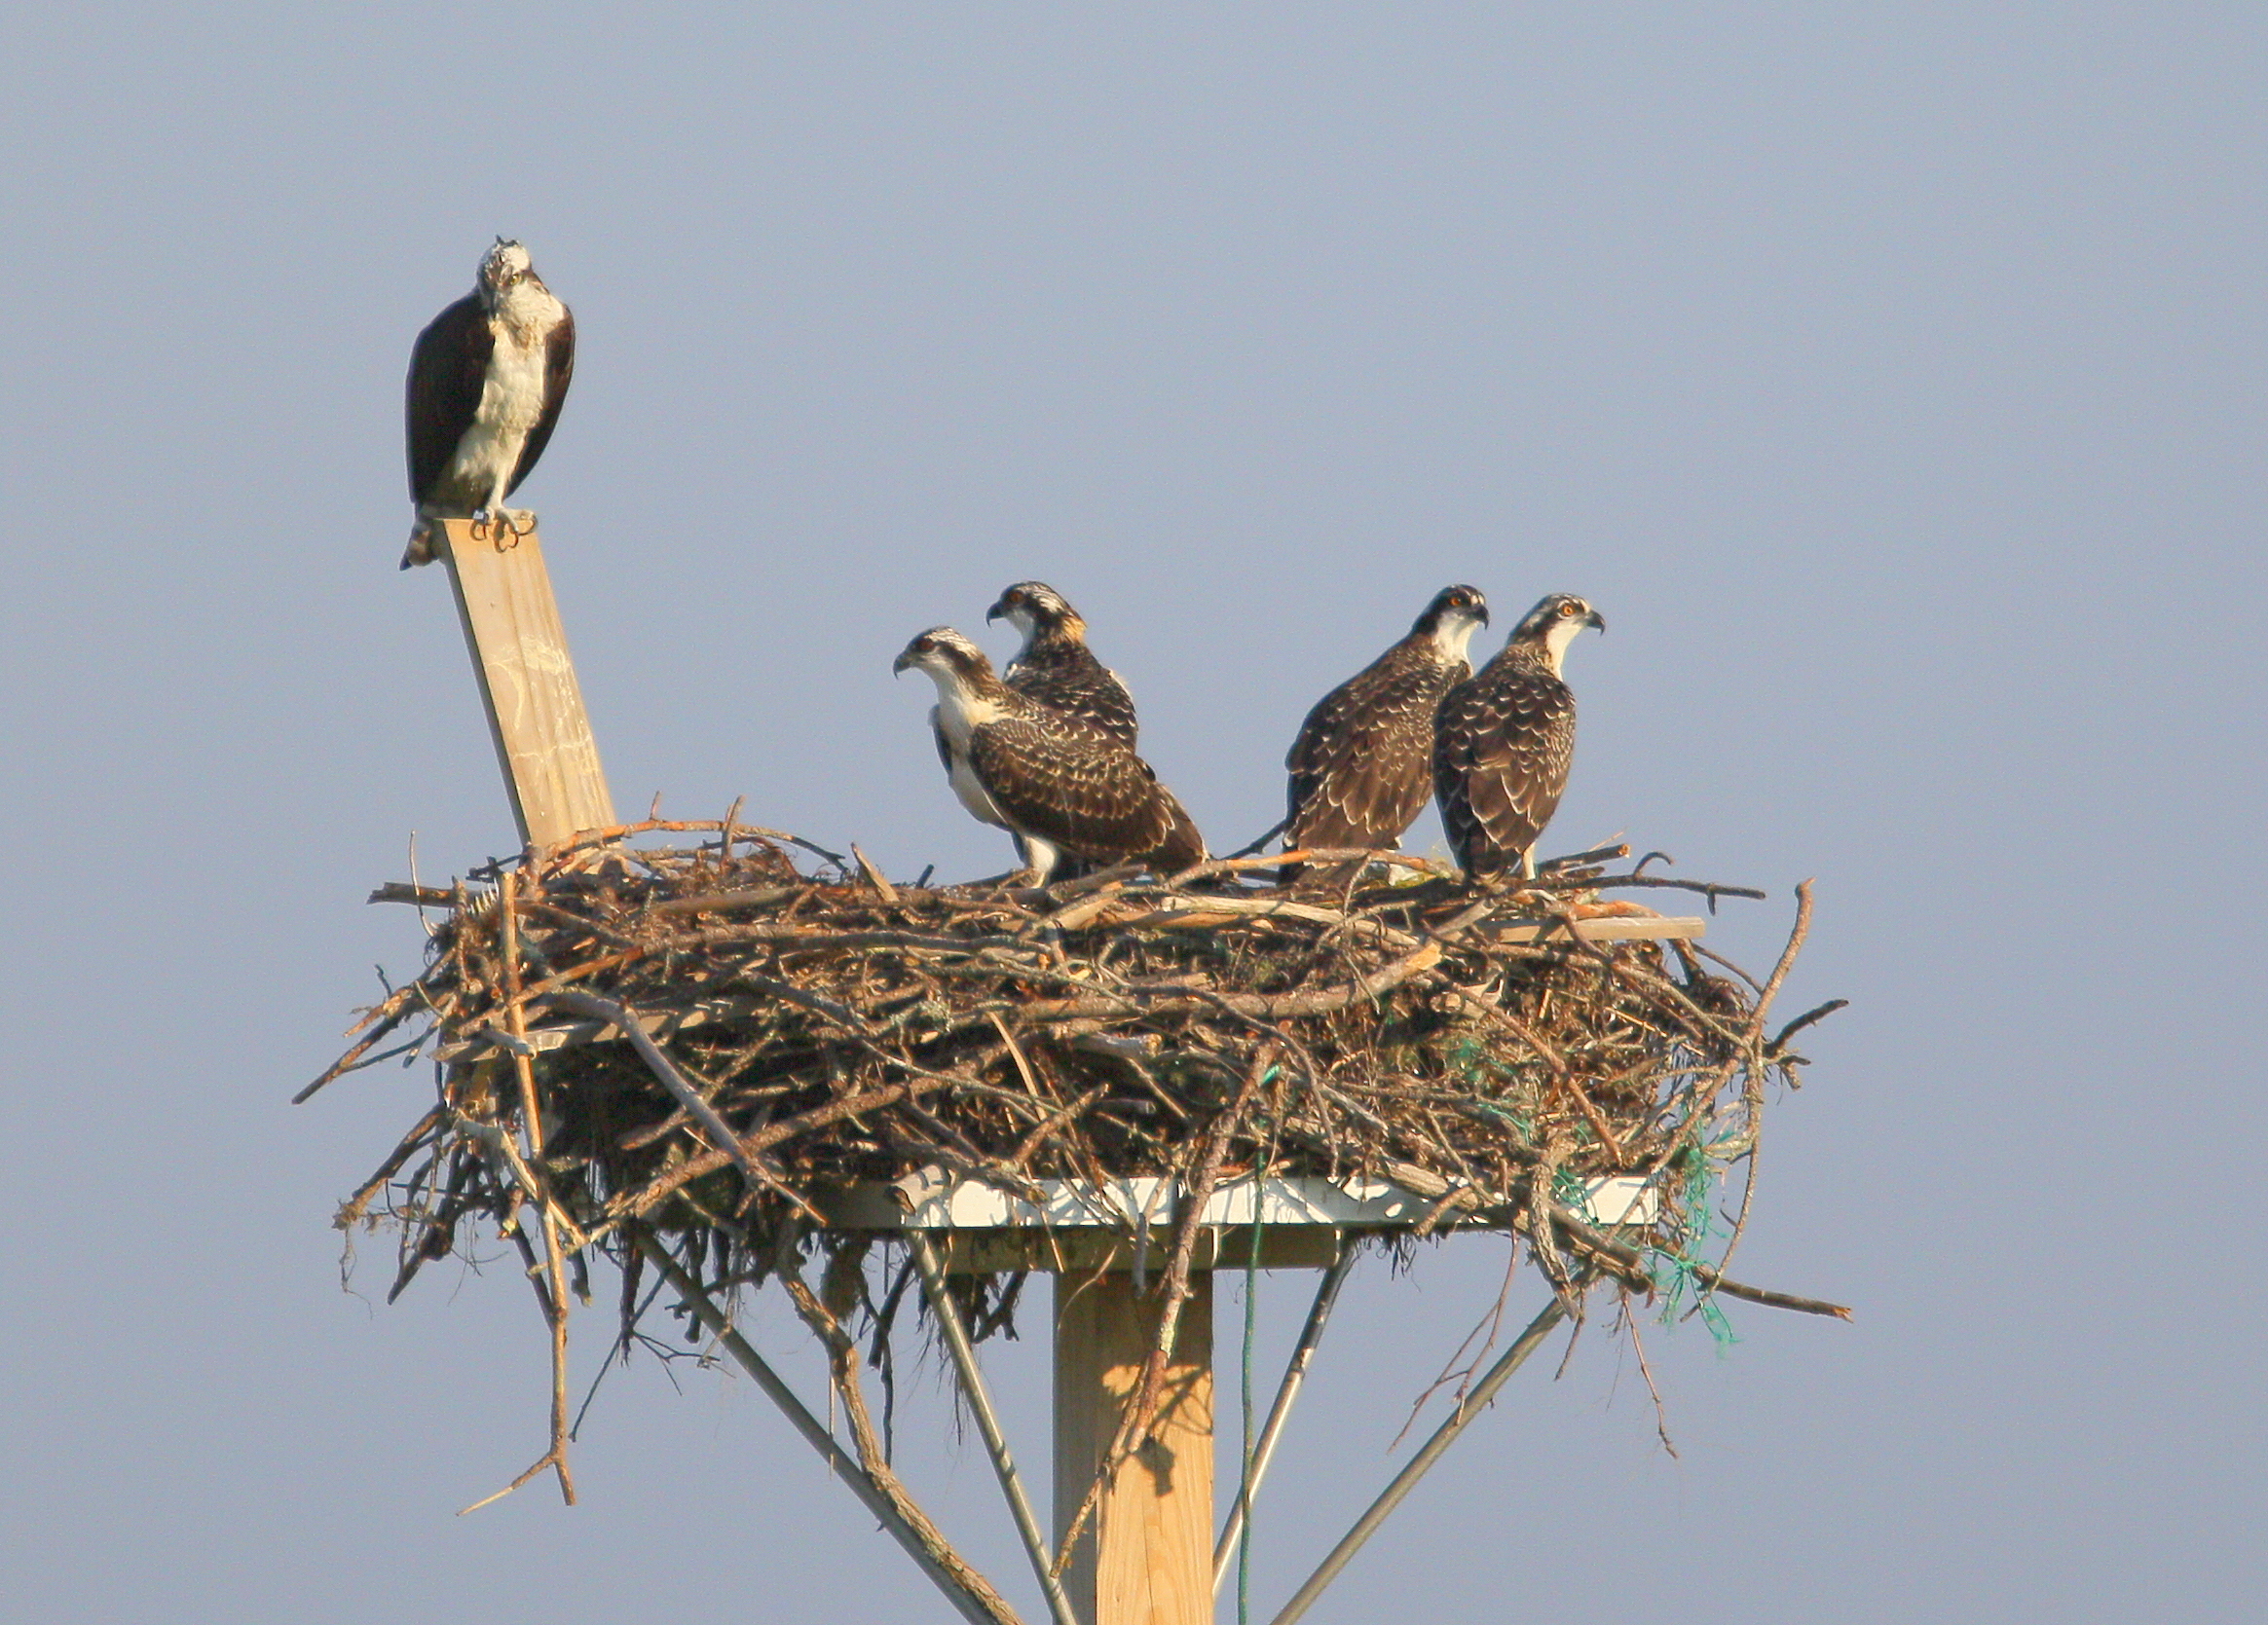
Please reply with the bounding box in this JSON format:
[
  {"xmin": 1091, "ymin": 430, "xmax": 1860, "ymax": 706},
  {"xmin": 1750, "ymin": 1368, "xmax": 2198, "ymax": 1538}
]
[
  {"xmin": 400, "ymin": 239, "xmax": 576, "ymax": 568},
  {"xmin": 1432, "ymin": 593, "xmax": 1605, "ymax": 879},
  {"xmin": 985, "ymin": 581, "xmax": 1139, "ymax": 748},
  {"xmin": 895, "ymin": 628, "xmax": 1206, "ymax": 883},
  {"xmin": 1282, "ymin": 584, "xmax": 1490, "ymax": 880}
]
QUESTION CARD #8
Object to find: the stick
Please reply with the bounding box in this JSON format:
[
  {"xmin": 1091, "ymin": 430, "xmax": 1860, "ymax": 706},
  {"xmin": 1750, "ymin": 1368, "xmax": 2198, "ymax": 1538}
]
[
  {"xmin": 543, "ymin": 987, "xmax": 801, "ymax": 1205},
  {"xmin": 1707, "ymin": 880, "xmax": 1816, "ymax": 1296},
  {"xmin": 466, "ymin": 868, "xmax": 576, "ymax": 1509},
  {"xmin": 1051, "ymin": 1048, "xmax": 1260, "ymax": 1577},
  {"xmin": 1689, "ymin": 1265, "xmax": 1851, "ymax": 1320},
  {"xmin": 770, "ymin": 1234, "xmax": 1029, "ymax": 1625}
]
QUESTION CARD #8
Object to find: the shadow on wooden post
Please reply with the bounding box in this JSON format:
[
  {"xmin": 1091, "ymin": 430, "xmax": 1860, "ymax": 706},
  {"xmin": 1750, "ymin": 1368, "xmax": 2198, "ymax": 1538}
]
[
  {"xmin": 1055, "ymin": 1271, "xmax": 1214, "ymax": 1625},
  {"xmin": 434, "ymin": 518, "xmax": 615, "ymax": 847}
]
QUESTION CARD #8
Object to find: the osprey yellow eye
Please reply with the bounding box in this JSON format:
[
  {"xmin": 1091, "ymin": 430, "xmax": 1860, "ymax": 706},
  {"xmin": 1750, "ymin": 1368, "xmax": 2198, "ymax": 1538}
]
[{"xmin": 1560, "ymin": 601, "xmax": 1580, "ymax": 616}]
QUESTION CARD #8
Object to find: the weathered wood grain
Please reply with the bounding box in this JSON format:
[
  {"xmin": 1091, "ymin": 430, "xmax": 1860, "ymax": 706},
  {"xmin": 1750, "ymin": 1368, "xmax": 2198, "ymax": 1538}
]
[
  {"xmin": 436, "ymin": 518, "xmax": 615, "ymax": 848},
  {"xmin": 1055, "ymin": 1272, "xmax": 1213, "ymax": 1625}
]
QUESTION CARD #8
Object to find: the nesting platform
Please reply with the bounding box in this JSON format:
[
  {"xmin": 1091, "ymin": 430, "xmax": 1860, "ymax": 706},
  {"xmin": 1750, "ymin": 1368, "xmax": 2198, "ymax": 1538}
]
[
  {"xmin": 320, "ymin": 519, "xmax": 1850, "ymax": 1625},
  {"xmin": 320, "ymin": 824, "xmax": 1801, "ymax": 1308},
  {"xmin": 315, "ymin": 820, "xmax": 1849, "ymax": 1623}
]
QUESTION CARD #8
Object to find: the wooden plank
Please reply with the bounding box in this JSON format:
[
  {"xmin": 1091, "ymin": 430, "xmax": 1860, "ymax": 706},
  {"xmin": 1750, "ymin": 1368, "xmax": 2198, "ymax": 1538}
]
[
  {"xmin": 435, "ymin": 518, "xmax": 616, "ymax": 848},
  {"xmin": 1484, "ymin": 914, "xmax": 1705, "ymax": 943},
  {"xmin": 1055, "ymin": 1272, "xmax": 1213, "ymax": 1625}
]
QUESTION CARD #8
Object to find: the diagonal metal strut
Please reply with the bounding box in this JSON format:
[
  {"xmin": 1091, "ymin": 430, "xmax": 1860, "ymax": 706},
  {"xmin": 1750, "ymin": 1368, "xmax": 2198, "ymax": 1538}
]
[
  {"xmin": 910, "ymin": 1233, "xmax": 1083, "ymax": 1625},
  {"xmin": 1214, "ymin": 1244, "xmax": 1357, "ymax": 1593},
  {"xmin": 1268, "ymin": 1294, "xmax": 1571, "ymax": 1625}
]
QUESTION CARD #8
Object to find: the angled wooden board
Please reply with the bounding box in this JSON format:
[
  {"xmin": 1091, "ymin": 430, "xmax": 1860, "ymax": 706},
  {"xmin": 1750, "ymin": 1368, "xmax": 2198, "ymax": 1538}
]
[{"xmin": 436, "ymin": 518, "xmax": 616, "ymax": 848}]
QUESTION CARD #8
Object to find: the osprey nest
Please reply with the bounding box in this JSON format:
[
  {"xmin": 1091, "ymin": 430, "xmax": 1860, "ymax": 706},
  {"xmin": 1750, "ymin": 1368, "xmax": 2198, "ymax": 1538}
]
[{"xmin": 313, "ymin": 816, "xmax": 1844, "ymax": 1504}]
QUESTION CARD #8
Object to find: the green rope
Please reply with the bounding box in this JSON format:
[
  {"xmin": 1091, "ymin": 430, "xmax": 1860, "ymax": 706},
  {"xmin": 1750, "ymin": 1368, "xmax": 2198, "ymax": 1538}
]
[{"xmin": 1649, "ymin": 1145, "xmax": 1738, "ymax": 1348}]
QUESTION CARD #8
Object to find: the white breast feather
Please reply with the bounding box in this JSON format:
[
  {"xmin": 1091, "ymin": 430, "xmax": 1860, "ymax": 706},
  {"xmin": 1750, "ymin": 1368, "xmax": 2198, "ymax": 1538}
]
[
  {"xmin": 932, "ymin": 685, "xmax": 1006, "ymax": 748},
  {"xmin": 929, "ymin": 687, "xmax": 1011, "ymax": 829},
  {"xmin": 948, "ymin": 750, "xmax": 1010, "ymax": 829},
  {"xmin": 445, "ymin": 282, "xmax": 566, "ymax": 499},
  {"xmin": 1432, "ymin": 618, "xmax": 1481, "ymax": 667}
]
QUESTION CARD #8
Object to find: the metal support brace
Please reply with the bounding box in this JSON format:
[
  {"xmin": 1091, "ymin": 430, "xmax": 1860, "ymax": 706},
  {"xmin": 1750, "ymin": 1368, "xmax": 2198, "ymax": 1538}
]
[
  {"xmin": 1213, "ymin": 1244, "xmax": 1357, "ymax": 1592},
  {"xmin": 1267, "ymin": 1295, "xmax": 1571, "ymax": 1625},
  {"xmin": 630, "ymin": 1229, "xmax": 1018, "ymax": 1625},
  {"xmin": 910, "ymin": 1234, "xmax": 1083, "ymax": 1625}
]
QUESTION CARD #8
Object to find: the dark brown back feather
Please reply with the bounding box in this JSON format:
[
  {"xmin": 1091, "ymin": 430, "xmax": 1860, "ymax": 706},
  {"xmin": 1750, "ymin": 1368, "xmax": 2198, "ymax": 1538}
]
[
  {"xmin": 968, "ymin": 718, "xmax": 1202, "ymax": 872},
  {"xmin": 1005, "ymin": 642, "xmax": 1138, "ymax": 749},
  {"xmin": 1431, "ymin": 646, "xmax": 1578, "ymax": 876},
  {"xmin": 1284, "ymin": 635, "xmax": 1468, "ymax": 857},
  {"xmin": 405, "ymin": 293, "xmax": 492, "ymax": 501}
]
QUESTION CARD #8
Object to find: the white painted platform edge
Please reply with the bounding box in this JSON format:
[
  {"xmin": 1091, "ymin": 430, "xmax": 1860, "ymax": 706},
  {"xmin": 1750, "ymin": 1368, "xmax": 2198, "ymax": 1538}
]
[{"xmin": 824, "ymin": 1170, "xmax": 1659, "ymax": 1232}]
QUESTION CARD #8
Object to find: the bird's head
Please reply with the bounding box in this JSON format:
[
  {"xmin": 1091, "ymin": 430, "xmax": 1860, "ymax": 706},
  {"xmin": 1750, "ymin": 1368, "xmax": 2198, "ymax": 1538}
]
[
  {"xmin": 893, "ymin": 626, "xmax": 995, "ymax": 690},
  {"xmin": 1508, "ymin": 593, "xmax": 1606, "ymax": 675},
  {"xmin": 1413, "ymin": 583, "xmax": 1490, "ymax": 654},
  {"xmin": 985, "ymin": 581, "xmax": 1083, "ymax": 646},
  {"xmin": 477, "ymin": 239, "xmax": 538, "ymax": 300}
]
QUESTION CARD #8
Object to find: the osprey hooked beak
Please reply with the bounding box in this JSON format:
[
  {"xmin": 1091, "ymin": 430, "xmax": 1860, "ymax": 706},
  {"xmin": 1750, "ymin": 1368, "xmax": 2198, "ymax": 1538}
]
[
  {"xmin": 893, "ymin": 628, "xmax": 960, "ymax": 677},
  {"xmin": 985, "ymin": 586, "xmax": 1029, "ymax": 627}
]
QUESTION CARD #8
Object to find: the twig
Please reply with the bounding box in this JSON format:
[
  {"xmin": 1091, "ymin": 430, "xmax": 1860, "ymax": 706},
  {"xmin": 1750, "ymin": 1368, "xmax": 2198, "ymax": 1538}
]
[{"xmin": 463, "ymin": 868, "xmax": 576, "ymax": 1510}]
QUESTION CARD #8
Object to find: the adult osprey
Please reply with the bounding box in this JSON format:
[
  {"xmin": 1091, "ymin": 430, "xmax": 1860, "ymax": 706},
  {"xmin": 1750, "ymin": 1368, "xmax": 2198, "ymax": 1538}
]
[
  {"xmin": 985, "ymin": 581, "xmax": 1139, "ymax": 748},
  {"xmin": 400, "ymin": 239, "xmax": 576, "ymax": 568},
  {"xmin": 1281, "ymin": 584, "xmax": 1489, "ymax": 880},
  {"xmin": 895, "ymin": 628, "xmax": 1206, "ymax": 883},
  {"xmin": 1432, "ymin": 593, "xmax": 1605, "ymax": 879}
]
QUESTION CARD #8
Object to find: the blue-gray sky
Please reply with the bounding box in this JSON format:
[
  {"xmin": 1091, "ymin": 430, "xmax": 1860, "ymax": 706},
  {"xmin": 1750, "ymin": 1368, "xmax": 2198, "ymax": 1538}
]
[{"xmin": 2, "ymin": 6, "xmax": 2260, "ymax": 1622}]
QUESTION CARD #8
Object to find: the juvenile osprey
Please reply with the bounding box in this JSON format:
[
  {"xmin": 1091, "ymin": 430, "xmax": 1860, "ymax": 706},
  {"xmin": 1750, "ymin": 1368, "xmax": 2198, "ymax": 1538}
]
[
  {"xmin": 1432, "ymin": 593, "xmax": 1605, "ymax": 879},
  {"xmin": 401, "ymin": 239, "xmax": 576, "ymax": 568},
  {"xmin": 1282, "ymin": 584, "xmax": 1490, "ymax": 879},
  {"xmin": 986, "ymin": 581, "xmax": 1138, "ymax": 747},
  {"xmin": 895, "ymin": 628, "xmax": 1205, "ymax": 883}
]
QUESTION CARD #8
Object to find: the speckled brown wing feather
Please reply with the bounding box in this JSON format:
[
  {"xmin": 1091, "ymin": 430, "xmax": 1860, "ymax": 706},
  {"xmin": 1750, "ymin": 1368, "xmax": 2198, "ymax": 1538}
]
[
  {"xmin": 968, "ymin": 721, "xmax": 1201, "ymax": 870},
  {"xmin": 1284, "ymin": 639, "xmax": 1466, "ymax": 853},
  {"xmin": 405, "ymin": 293, "xmax": 491, "ymax": 502},
  {"xmin": 1004, "ymin": 644, "xmax": 1139, "ymax": 749},
  {"xmin": 1431, "ymin": 650, "xmax": 1577, "ymax": 876}
]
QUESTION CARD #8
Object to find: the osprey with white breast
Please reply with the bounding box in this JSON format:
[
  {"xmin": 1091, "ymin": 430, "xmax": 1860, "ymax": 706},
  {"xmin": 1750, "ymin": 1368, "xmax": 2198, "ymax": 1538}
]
[
  {"xmin": 895, "ymin": 627, "xmax": 1206, "ymax": 883},
  {"xmin": 1431, "ymin": 593, "xmax": 1605, "ymax": 879},
  {"xmin": 985, "ymin": 581, "xmax": 1139, "ymax": 748},
  {"xmin": 1282, "ymin": 583, "xmax": 1489, "ymax": 880},
  {"xmin": 400, "ymin": 239, "xmax": 576, "ymax": 568}
]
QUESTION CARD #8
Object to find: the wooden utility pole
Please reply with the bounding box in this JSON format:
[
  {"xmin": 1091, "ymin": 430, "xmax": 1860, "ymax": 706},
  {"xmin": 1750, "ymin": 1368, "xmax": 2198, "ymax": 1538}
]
[
  {"xmin": 433, "ymin": 518, "xmax": 615, "ymax": 847},
  {"xmin": 1054, "ymin": 1273, "xmax": 1214, "ymax": 1625}
]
